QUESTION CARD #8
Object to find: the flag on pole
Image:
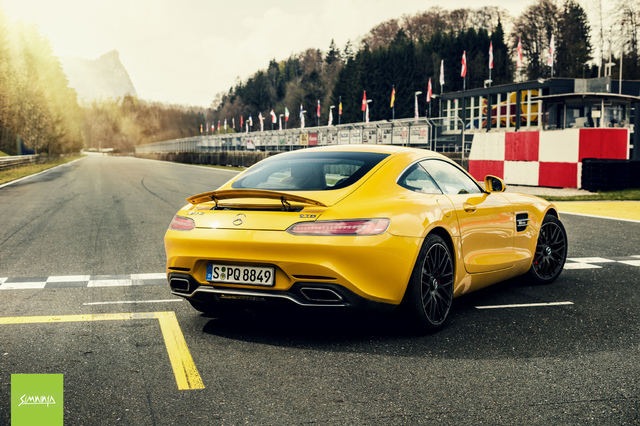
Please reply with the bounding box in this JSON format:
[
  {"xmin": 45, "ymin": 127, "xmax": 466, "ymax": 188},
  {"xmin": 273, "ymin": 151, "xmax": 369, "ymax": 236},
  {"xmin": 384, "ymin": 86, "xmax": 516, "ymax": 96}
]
[
  {"xmin": 299, "ymin": 103, "xmax": 303, "ymax": 120},
  {"xmin": 439, "ymin": 60, "xmax": 445, "ymax": 87},
  {"xmin": 200, "ymin": 124, "xmax": 203, "ymax": 133},
  {"xmin": 414, "ymin": 94, "xmax": 419, "ymax": 119},
  {"xmin": 270, "ymin": 109, "xmax": 276, "ymax": 123},
  {"xmin": 489, "ymin": 42, "xmax": 494, "ymax": 69},
  {"xmin": 240, "ymin": 115, "xmax": 243, "ymax": 130},
  {"xmin": 390, "ymin": 87, "xmax": 396, "ymax": 108},
  {"xmin": 224, "ymin": 119, "xmax": 227, "ymax": 131},
  {"xmin": 211, "ymin": 123, "xmax": 214, "ymax": 132},
  {"xmin": 427, "ymin": 78, "xmax": 432, "ymax": 103},
  {"xmin": 361, "ymin": 91, "xmax": 367, "ymax": 111},
  {"xmin": 517, "ymin": 38, "xmax": 522, "ymax": 68},
  {"xmin": 328, "ymin": 108, "xmax": 333, "ymax": 126},
  {"xmin": 547, "ymin": 34, "xmax": 555, "ymax": 66},
  {"xmin": 232, "ymin": 117, "xmax": 235, "ymax": 129},
  {"xmin": 317, "ymin": 100, "xmax": 321, "ymax": 118},
  {"xmin": 284, "ymin": 106, "xmax": 290, "ymax": 121},
  {"xmin": 248, "ymin": 115, "xmax": 252, "ymax": 127},
  {"xmin": 339, "ymin": 101, "xmax": 342, "ymax": 116},
  {"xmin": 258, "ymin": 112, "xmax": 264, "ymax": 132},
  {"xmin": 461, "ymin": 51, "xmax": 467, "ymax": 78},
  {"xmin": 365, "ymin": 103, "xmax": 370, "ymax": 123},
  {"xmin": 217, "ymin": 120, "xmax": 220, "ymax": 131},
  {"xmin": 279, "ymin": 115, "xmax": 282, "ymax": 130}
]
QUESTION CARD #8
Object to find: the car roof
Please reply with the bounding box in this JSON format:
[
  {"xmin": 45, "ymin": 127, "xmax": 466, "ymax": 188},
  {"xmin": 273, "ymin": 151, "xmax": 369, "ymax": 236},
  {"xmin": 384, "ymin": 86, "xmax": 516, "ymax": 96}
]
[{"xmin": 278, "ymin": 144, "xmax": 446, "ymax": 159}]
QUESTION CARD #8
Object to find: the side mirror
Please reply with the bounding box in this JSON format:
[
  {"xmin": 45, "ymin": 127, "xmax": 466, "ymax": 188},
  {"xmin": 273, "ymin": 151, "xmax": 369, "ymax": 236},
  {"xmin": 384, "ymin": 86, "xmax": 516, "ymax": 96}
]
[{"xmin": 484, "ymin": 175, "xmax": 506, "ymax": 193}]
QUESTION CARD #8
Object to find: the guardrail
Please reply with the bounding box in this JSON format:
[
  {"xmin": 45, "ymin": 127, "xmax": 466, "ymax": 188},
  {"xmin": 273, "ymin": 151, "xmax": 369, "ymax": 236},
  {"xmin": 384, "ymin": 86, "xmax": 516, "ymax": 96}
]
[
  {"xmin": 0, "ymin": 155, "xmax": 37, "ymax": 171},
  {"xmin": 135, "ymin": 117, "xmax": 468, "ymax": 158}
]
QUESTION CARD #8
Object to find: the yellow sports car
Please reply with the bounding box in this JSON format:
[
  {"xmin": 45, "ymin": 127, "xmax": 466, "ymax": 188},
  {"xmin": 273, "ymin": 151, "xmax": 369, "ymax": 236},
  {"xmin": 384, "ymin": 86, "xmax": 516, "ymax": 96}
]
[{"xmin": 165, "ymin": 145, "xmax": 567, "ymax": 332}]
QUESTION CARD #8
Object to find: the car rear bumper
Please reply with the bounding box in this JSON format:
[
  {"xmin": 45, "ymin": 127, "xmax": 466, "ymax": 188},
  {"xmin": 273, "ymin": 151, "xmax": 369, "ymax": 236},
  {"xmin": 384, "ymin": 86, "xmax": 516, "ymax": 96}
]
[
  {"xmin": 168, "ymin": 273, "xmax": 397, "ymax": 312},
  {"xmin": 165, "ymin": 228, "xmax": 422, "ymax": 305}
]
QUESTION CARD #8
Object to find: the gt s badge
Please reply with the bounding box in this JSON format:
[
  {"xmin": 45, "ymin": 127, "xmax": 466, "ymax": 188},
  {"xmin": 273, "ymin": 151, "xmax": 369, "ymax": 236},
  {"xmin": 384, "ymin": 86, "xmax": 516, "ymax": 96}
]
[{"xmin": 299, "ymin": 214, "xmax": 317, "ymax": 219}]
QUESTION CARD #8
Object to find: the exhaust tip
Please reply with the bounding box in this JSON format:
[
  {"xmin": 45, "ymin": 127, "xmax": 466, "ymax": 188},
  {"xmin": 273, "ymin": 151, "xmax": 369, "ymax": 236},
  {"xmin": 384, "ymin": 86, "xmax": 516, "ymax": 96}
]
[
  {"xmin": 300, "ymin": 287, "xmax": 343, "ymax": 303},
  {"xmin": 170, "ymin": 277, "xmax": 191, "ymax": 292}
]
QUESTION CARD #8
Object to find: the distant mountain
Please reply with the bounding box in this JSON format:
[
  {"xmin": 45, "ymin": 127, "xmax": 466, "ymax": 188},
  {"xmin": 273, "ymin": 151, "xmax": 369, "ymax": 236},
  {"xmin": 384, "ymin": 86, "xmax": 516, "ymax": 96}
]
[{"xmin": 60, "ymin": 50, "xmax": 136, "ymax": 103}]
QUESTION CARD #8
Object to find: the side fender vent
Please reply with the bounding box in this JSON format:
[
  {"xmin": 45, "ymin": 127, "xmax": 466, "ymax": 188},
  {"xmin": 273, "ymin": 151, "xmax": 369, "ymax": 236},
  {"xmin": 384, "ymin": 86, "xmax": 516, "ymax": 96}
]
[{"xmin": 516, "ymin": 213, "xmax": 529, "ymax": 232}]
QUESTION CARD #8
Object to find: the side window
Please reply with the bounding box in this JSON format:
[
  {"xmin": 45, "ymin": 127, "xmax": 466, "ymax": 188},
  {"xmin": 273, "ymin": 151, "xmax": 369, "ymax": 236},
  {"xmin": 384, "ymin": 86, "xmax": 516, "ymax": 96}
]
[
  {"xmin": 398, "ymin": 164, "xmax": 442, "ymax": 194},
  {"xmin": 420, "ymin": 159, "xmax": 482, "ymax": 195}
]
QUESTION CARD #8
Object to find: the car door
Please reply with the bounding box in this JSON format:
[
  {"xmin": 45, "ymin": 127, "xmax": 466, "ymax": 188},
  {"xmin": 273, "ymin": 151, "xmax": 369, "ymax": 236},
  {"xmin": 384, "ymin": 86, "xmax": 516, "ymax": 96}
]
[{"xmin": 420, "ymin": 159, "xmax": 516, "ymax": 274}]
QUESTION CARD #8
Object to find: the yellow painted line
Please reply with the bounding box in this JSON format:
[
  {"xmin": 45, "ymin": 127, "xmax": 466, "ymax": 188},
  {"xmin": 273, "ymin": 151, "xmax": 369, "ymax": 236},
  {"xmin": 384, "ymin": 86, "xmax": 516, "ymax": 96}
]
[
  {"xmin": 156, "ymin": 311, "xmax": 205, "ymax": 390},
  {"xmin": 0, "ymin": 312, "xmax": 204, "ymax": 390},
  {"xmin": 554, "ymin": 201, "xmax": 640, "ymax": 222}
]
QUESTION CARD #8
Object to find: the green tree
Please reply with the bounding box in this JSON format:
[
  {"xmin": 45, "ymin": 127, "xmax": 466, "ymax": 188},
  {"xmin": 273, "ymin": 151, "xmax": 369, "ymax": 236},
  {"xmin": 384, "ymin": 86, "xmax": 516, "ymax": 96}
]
[
  {"xmin": 491, "ymin": 20, "xmax": 513, "ymax": 85},
  {"xmin": 556, "ymin": 0, "xmax": 592, "ymax": 77},
  {"xmin": 614, "ymin": 0, "xmax": 640, "ymax": 79},
  {"xmin": 511, "ymin": 0, "xmax": 560, "ymax": 79}
]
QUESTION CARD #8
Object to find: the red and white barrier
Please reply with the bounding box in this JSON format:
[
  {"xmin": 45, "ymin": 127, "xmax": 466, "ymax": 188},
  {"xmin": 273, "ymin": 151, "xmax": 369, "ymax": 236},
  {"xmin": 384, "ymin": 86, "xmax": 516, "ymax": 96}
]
[{"xmin": 468, "ymin": 128, "xmax": 629, "ymax": 188}]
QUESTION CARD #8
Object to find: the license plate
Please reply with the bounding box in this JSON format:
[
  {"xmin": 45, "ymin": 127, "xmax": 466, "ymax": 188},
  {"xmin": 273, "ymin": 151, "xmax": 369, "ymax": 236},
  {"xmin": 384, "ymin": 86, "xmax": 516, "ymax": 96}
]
[{"xmin": 206, "ymin": 264, "xmax": 275, "ymax": 286}]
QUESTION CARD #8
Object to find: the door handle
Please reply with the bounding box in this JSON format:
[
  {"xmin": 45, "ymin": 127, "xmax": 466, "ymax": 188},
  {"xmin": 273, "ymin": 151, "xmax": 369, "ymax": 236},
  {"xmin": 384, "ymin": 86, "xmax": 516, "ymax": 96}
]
[{"xmin": 463, "ymin": 202, "xmax": 477, "ymax": 213}]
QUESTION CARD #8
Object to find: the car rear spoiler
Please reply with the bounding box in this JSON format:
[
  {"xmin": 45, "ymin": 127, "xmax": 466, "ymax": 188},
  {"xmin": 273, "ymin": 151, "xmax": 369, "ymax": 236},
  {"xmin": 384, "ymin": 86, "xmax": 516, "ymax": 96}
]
[{"xmin": 187, "ymin": 189, "xmax": 327, "ymax": 210}]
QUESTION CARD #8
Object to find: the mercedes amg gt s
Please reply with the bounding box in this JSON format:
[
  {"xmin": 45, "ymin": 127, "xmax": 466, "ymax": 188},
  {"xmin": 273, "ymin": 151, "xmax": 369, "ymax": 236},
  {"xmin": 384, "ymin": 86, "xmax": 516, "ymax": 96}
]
[{"xmin": 165, "ymin": 145, "xmax": 567, "ymax": 332}]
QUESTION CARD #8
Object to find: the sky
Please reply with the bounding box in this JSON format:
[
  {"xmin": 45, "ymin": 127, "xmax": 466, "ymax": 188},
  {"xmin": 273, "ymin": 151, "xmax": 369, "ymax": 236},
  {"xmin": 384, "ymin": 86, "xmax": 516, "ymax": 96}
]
[{"xmin": 1, "ymin": 0, "xmax": 602, "ymax": 108}]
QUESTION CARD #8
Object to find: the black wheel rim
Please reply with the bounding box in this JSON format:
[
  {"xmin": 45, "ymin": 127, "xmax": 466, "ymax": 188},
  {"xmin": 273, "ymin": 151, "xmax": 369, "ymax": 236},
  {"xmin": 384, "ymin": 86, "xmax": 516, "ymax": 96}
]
[
  {"xmin": 420, "ymin": 243, "xmax": 454, "ymax": 325},
  {"xmin": 532, "ymin": 221, "xmax": 566, "ymax": 280}
]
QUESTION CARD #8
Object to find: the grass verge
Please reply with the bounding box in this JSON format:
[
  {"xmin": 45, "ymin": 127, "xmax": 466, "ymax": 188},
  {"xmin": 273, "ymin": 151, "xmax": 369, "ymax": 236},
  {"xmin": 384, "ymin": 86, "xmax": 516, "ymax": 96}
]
[
  {"xmin": 544, "ymin": 188, "xmax": 640, "ymax": 202},
  {"xmin": 0, "ymin": 155, "xmax": 84, "ymax": 185}
]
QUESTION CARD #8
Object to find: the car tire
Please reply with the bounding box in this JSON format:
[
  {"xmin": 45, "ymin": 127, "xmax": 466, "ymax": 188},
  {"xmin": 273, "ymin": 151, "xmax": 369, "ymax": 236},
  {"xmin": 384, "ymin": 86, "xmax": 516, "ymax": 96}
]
[
  {"xmin": 527, "ymin": 214, "xmax": 568, "ymax": 284},
  {"xmin": 402, "ymin": 233, "xmax": 454, "ymax": 333}
]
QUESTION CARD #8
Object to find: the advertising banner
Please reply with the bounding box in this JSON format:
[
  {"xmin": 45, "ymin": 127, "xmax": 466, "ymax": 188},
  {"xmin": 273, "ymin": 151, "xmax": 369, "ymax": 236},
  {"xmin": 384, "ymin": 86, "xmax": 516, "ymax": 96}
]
[
  {"xmin": 381, "ymin": 128, "xmax": 393, "ymax": 144},
  {"xmin": 410, "ymin": 127, "xmax": 429, "ymax": 145},
  {"xmin": 339, "ymin": 131, "xmax": 350, "ymax": 145},
  {"xmin": 393, "ymin": 128, "xmax": 408, "ymax": 145},
  {"xmin": 363, "ymin": 129, "xmax": 377, "ymax": 144}
]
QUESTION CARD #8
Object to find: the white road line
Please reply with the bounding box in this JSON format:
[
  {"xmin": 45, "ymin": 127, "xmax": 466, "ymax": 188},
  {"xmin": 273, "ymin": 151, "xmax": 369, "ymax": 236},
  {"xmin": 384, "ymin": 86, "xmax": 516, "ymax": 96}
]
[
  {"xmin": 563, "ymin": 263, "xmax": 602, "ymax": 270},
  {"xmin": 88, "ymin": 279, "xmax": 132, "ymax": 287},
  {"xmin": 131, "ymin": 273, "xmax": 166, "ymax": 280},
  {"xmin": 619, "ymin": 260, "xmax": 640, "ymax": 267},
  {"xmin": 567, "ymin": 257, "xmax": 616, "ymax": 263},
  {"xmin": 475, "ymin": 301, "xmax": 574, "ymax": 310},
  {"xmin": 0, "ymin": 282, "xmax": 47, "ymax": 290},
  {"xmin": 0, "ymin": 278, "xmax": 7, "ymax": 284},
  {"xmin": 83, "ymin": 299, "xmax": 183, "ymax": 306},
  {"xmin": 47, "ymin": 275, "xmax": 91, "ymax": 282}
]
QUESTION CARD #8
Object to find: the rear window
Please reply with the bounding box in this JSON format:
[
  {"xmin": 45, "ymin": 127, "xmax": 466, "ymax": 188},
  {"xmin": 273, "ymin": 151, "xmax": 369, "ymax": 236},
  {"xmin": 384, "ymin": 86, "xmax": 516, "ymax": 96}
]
[{"xmin": 232, "ymin": 151, "xmax": 389, "ymax": 191}]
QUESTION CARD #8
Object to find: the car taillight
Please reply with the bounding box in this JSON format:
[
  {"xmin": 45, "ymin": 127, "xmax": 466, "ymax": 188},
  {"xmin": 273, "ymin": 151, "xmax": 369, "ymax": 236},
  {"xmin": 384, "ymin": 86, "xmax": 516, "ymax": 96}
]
[
  {"xmin": 168, "ymin": 215, "xmax": 195, "ymax": 231},
  {"xmin": 287, "ymin": 219, "xmax": 390, "ymax": 236}
]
